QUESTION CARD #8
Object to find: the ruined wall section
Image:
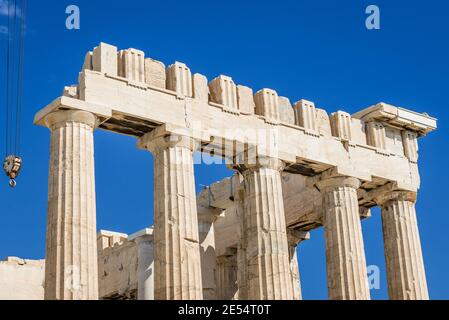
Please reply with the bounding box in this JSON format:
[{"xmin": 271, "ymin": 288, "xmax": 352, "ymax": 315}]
[
  {"xmin": 0, "ymin": 257, "xmax": 45, "ymax": 300},
  {"xmin": 97, "ymin": 231, "xmax": 138, "ymax": 299}
]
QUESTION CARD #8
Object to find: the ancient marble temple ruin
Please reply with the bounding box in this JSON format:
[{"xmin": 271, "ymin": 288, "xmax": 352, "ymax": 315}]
[{"xmin": 0, "ymin": 43, "xmax": 437, "ymax": 300}]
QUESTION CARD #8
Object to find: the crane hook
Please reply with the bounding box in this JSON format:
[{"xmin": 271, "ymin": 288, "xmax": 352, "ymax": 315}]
[
  {"xmin": 9, "ymin": 179, "xmax": 17, "ymax": 188},
  {"xmin": 3, "ymin": 155, "xmax": 22, "ymax": 188}
]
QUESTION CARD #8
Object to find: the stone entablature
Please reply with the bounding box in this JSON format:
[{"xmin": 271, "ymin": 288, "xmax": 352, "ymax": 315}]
[{"xmin": 35, "ymin": 43, "xmax": 436, "ymax": 193}]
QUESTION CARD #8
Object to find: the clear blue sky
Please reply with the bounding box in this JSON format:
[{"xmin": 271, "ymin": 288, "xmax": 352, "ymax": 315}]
[{"xmin": 0, "ymin": 0, "xmax": 448, "ymax": 300}]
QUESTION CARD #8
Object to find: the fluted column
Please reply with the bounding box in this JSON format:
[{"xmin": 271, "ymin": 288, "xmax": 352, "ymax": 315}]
[
  {"xmin": 317, "ymin": 176, "xmax": 370, "ymax": 300},
  {"xmin": 129, "ymin": 228, "xmax": 154, "ymax": 300},
  {"xmin": 140, "ymin": 133, "xmax": 203, "ymax": 300},
  {"xmin": 217, "ymin": 250, "xmax": 238, "ymax": 300},
  {"xmin": 43, "ymin": 110, "xmax": 99, "ymax": 300},
  {"xmin": 235, "ymin": 158, "xmax": 294, "ymax": 300},
  {"xmin": 377, "ymin": 191, "xmax": 429, "ymax": 300},
  {"xmin": 287, "ymin": 230, "xmax": 309, "ymax": 300}
]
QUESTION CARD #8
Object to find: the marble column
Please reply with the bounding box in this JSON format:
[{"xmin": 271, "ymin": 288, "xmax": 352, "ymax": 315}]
[
  {"xmin": 317, "ymin": 176, "xmax": 370, "ymax": 300},
  {"xmin": 129, "ymin": 228, "xmax": 155, "ymax": 300},
  {"xmin": 287, "ymin": 230, "xmax": 310, "ymax": 300},
  {"xmin": 377, "ymin": 191, "xmax": 429, "ymax": 300},
  {"xmin": 43, "ymin": 110, "xmax": 99, "ymax": 300},
  {"xmin": 140, "ymin": 133, "xmax": 203, "ymax": 300},
  {"xmin": 217, "ymin": 250, "xmax": 238, "ymax": 300},
  {"xmin": 236, "ymin": 157, "xmax": 294, "ymax": 300}
]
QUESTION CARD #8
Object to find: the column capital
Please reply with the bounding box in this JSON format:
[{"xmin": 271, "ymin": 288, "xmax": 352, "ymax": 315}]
[
  {"xmin": 217, "ymin": 255, "xmax": 233, "ymax": 265},
  {"xmin": 233, "ymin": 156, "xmax": 285, "ymax": 173},
  {"xmin": 43, "ymin": 110, "xmax": 98, "ymax": 130},
  {"xmin": 217, "ymin": 247, "xmax": 238, "ymax": 262},
  {"xmin": 375, "ymin": 190, "xmax": 417, "ymax": 207},
  {"xmin": 316, "ymin": 176, "xmax": 360, "ymax": 193},
  {"xmin": 138, "ymin": 132, "xmax": 199, "ymax": 154}
]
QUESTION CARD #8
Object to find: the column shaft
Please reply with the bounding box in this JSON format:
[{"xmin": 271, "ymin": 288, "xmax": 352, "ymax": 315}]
[
  {"xmin": 319, "ymin": 177, "xmax": 370, "ymax": 300},
  {"xmin": 239, "ymin": 160, "xmax": 294, "ymax": 300},
  {"xmin": 44, "ymin": 110, "xmax": 98, "ymax": 300},
  {"xmin": 145, "ymin": 134, "xmax": 203, "ymax": 300},
  {"xmin": 217, "ymin": 253, "xmax": 238, "ymax": 300},
  {"xmin": 380, "ymin": 193, "xmax": 429, "ymax": 300}
]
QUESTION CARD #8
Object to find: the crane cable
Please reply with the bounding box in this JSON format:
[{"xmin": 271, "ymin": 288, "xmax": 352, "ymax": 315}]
[
  {"xmin": 4, "ymin": 0, "xmax": 11, "ymax": 158},
  {"xmin": 16, "ymin": 0, "xmax": 26, "ymax": 156},
  {"xmin": 3, "ymin": 0, "xmax": 27, "ymax": 188}
]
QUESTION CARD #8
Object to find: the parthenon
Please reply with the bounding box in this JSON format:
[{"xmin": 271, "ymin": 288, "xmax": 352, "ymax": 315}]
[{"xmin": 1, "ymin": 42, "xmax": 437, "ymax": 300}]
